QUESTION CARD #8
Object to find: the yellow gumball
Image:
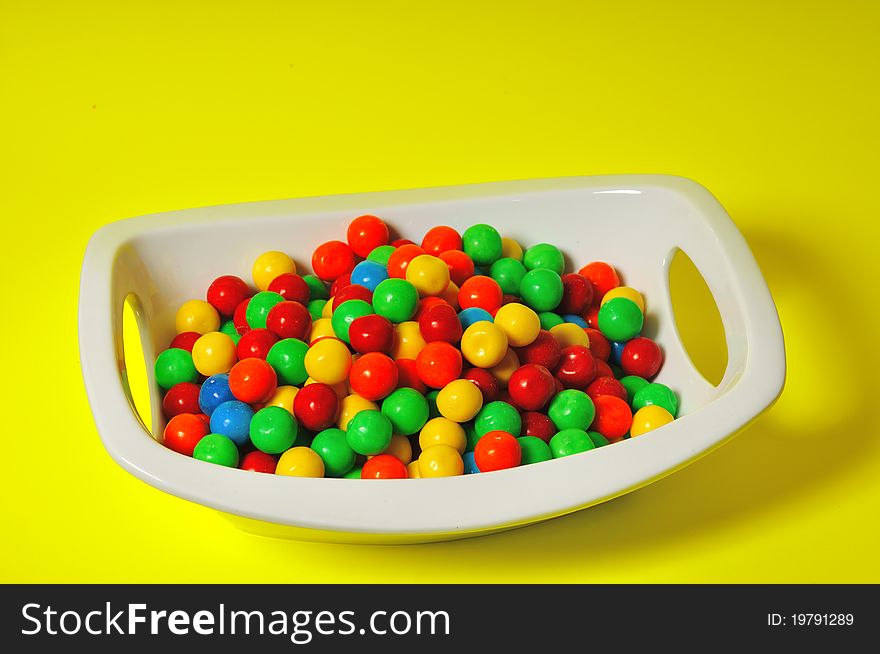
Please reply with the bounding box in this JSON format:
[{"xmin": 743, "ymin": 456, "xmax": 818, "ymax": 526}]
[
  {"xmin": 391, "ymin": 321, "xmax": 427, "ymax": 360},
  {"xmin": 276, "ymin": 446, "xmax": 325, "ymax": 478},
  {"xmin": 493, "ymin": 303, "xmax": 540, "ymax": 347},
  {"xmin": 418, "ymin": 445, "xmax": 464, "ymax": 478},
  {"xmin": 601, "ymin": 286, "xmax": 645, "ymax": 313},
  {"xmin": 337, "ymin": 393, "xmax": 379, "ymax": 430},
  {"xmin": 262, "ymin": 385, "xmax": 299, "ymax": 413},
  {"xmin": 406, "ymin": 460, "xmax": 422, "ymax": 479},
  {"xmin": 304, "ymin": 337, "xmax": 352, "ymax": 385},
  {"xmin": 191, "ymin": 331, "xmax": 237, "ymax": 376},
  {"xmin": 501, "ymin": 237, "xmax": 524, "ymax": 261},
  {"xmin": 460, "ymin": 321, "xmax": 508, "ymax": 368},
  {"xmin": 436, "ymin": 379, "xmax": 483, "ymax": 423},
  {"xmin": 322, "ymin": 297, "xmax": 334, "ymax": 318},
  {"xmin": 630, "ymin": 405, "xmax": 675, "ymax": 437},
  {"xmin": 310, "ymin": 317, "xmax": 335, "ymax": 344},
  {"xmin": 252, "ymin": 250, "xmax": 296, "ymax": 291},
  {"xmin": 370, "ymin": 434, "xmax": 413, "ymax": 465},
  {"xmin": 550, "ymin": 322, "xmax": 590, "ymax": 348},
  {"xmin": 406, "ymin": 254, "xmax": 451, "ymax": 297},
  {"xmin": 306, "ymin": 376, "xmax": 348, "ymax": 400},
  {"xmin": 175, "ymin": 299, "xmax": 220, "ymax": 335},
  {"xmin": 419, "ymin": 417, "xmax": 467, "ymax": 454},
  {"xmin": 441, "ymin": 280, "xmax": 460, "ymax": 310},
  {"xmin": 489, "ymin": 348, "xmax": 520, "ymax": 387}
]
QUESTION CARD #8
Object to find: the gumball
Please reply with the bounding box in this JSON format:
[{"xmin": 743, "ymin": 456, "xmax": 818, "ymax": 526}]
[
  {"xmin": 307, "ymin": 299, "xmax": 327, "ymax": 321},
  {"xmin": 349, "ymin": 352, "xmax": 399, "ymax": 401},
  {"xmin": 388, "ymin": 321, "xmax": 424, "ymax": 360},
  {"xmin": 210, "ymin": 400, "xmax": 254, "ymax": 446},
  {"xmin": 458, "ymin": 307, "xmax": 494, "ymax": 330},
  {"xmin": 268, "ymin": 272, "xmax": 310, "ymax": 305},
  {"xmin": 405, "ymin": 460, "xmax": 421, "ymax": 478},
  {"xmin": 463, "ymin": 450, "xmax": 480, "ymax": 474},
  {"xmin": 405, "ymin": 254, "xmax": 450, "ymax": 297},
  {"xmin": 458, "ymin": 276, "xmax": 503, "ymax": 314},
  {"xmin": 518, "ymin": 435, "xmax": 553, "ymax": 465},
  {"xmin": 219, "ymin": 320, "xmax": 242, "ymax": 346},
  {"xmin": 436, "ymin": 378, "xmax": 484, "ymax": 422},
  {"xmin": 367, "ymin": 245, "xmax": 396, "ymax": 266},
  {"xmin": 582, "ymin": 304, "xmax": 600, "ymax": 329},
  {"xmin": 362, "ymin": 454, "xmax": 407, "ymax": 479},
  {"xmin": 461, "ymin": 321, "xmax": 508, "ymax": 368},
  {"xmin": 163, "ymin": 413, "xmax": 210, "ymax": 456},
  {"xmin": 461, "ymin": 224, "xmax": 502, "ymax": 266},
  {"xmin": 425, "ymin": 389, "xmax": 441, "ymax": 419},
  {"xmin": 584, "ymin": 328, "xmax": 610, "ymax": 361},
  {"xmin": 372, "ymin": 278, "xmax": 419, "ymax": 323},
  {"xmin": 630, "ymin": 405, "xmax": 675, "ymax": 437},
  {"xmin": 548, "ymin": 389, "xmax": 595, "ymax": 431},
  {"xmin": 252, "ymin": 251, "xmax": 296, "ymax": 291},
  {"xmin": 249, "ymin": 405, "xmax": 298, "ymax": 453},
  {"xmin": 329, "ymin": 274, "xmax": 352, "ymax": 299},
  {"xmin": 346, "ymin": 409, "xmax": 393, "ymax": 455},
  {"xmin": 387, "ymin": 244, "xmax": 426, "ymax": 279},
  {"xmin": 346, "ymin": 214, "xmax": 389, "ymax": 257},
  {"xmin": 163, "ymin": 382, "xmax": 201, "ymax": 418},
  {"xmin": 519, "ymin": 269, "xmax": 563, "ymax": 312},
  {"xmin": 418, "ymin": 445, "xmax": 464, "ymax": 478},
  {"xmin": 418, "ymin": 303, "xmax": 463, "ymax": 344},
  {"xmin": 620, "ymin": 337, "xmax": 663, "ymax": 378},
  {"xmin": 233, "ymin": 298, "xmax": 251, "ymax": 335},
  {"xmin": 594, "ymin": 358, "xmax": 614, "ymax": 379},
  {"xmin": 549, "ymin": 322, "xmax": 589, "ymax": 349},
  {"xmin": 309, "ymin": 318, "xmax": 335, "ymax": 344},
  {"xmin": 597, "ymin": 297, "xmax": 643, "ymax": 342},
  {"xmin": 381, "ymin": 387, "xmax": 429, "ymax": 435},
  {"xmin": 558, "ymin": 273, "xmax": 593, "ymax": 314},
  {"xmin": 579, "ymin": 261, "xmax": 620, "ymax": 301},
  {"xmin": 330, "ymin": 299, "xmax": 374, "ymax": 344},
  {"xmin": 563, "ymin": 314, "xmax": 589, "ymax": 328},
  {"xmin": 312, "ymin": 241, "xmax": 356, "ymax": 281},
  {"xmin": 585, "ymin": 376, "xmax": 627, "ymax": 403},
  {"xmin": 310, "ymin": 427, "xmax": 356, "ymax": 477},
  {"xmin": 350, "ymin": 260, "xmax": 389, "ymax": 292},
  {"xmin": 240, "ymin": 450, "xmax": 277, "ymax": 473},
  {"xmin": 303, "ymin": 274, "xmax": 329, "ymax": 300},
  {"xmin": 332, "ymin": 284, "xmax": 373, "ymax": 310},
  {"xmin": 304, "ymin": 337, "xmax": 352, "ymax": 385},
  {"xmin": 522, "ymin": 243, "xmax": 564, "ymax": 275},
  {"xmin": 439, "ymin": 249, "xmax": 475, "ymax": 286},
  {"xmin": 348, "ymin": 314, "xmax": 394, "ymax": 354},
  {"xmin": 475, "ymin": 400, "xmax": 522, "ymax": 437},
  {"xmin": 193, "ymin": 433, "xmax": 239, "ymax": 467},
  {"xmin": 521, "ymin": 411, "xmax": 556, "ymax": 442},
  {"xmin": 500, "ymin": 237, "xmax": 523, "ymax": 261},
  {"xmin": 336, "ymin": 393, "xmax": 379, "ymax": 430},
  {"xmin": 488, "ymin": 348, "xmax": 520, "ymax": 387},
  {"xmin": 197, "ymin": 374, "xmax": 233, "ymax": 416},
  {"xmin": 377, "ymin": 434, "xmax": 413, "ymax": 465},
  {"xmin": 538, "ymin": 311, "xmax": 564, "ymax": 331},
  {"xmin": 590, "ymin": 395, "xmax": 633, "ymax": 440},
  {"xmin": 609, "ymin": 340, "xmax": 626, "ymax": 366},
  {"xmin": 246, "ymin": 291, "xmax": 285, "ymax": 330},
  {"xmin": 508, "ymin": 364, "xmax": 556, "ymax": 411},
  {"xmin": 489, "ymin": 258, "xmax": 527, "ymax": 295},
  {"xmin": 292, "ymin": 382, "xmax": 339, "ymax": 431},
  {"xmin": 602, "ymin": 286, "xmax": 645, "ymax": 314},
  {"xmin": 155, "ymin": 348, "xmax": 199, "ymax": 390},
  {"xmin": 632, "ymin": 382, "xmax": 678, "ymax": 416},
  {"xmin": 620, "ymin": 375, "xmax": 650, "ymax": 404},
  {"xmin": 229, "ymin": 357, "xmax": 277, "ymax": 404},
  {"xmin": 474, "ymin": 430, "xmax": 521, "ymax": 472},
  {"xmin": 421, "ymin": 226, "xmax": 462, "ymax": 255},
  {"xmin": 416, "ymin": 342, "xmax": 462, "ymax": 388},
  {"xmin": 549, "ymin": 428, "xmax": 595, "ymax": 458},
  {"xmin": 236, "ymin": 328, "xmax": 278, "ymax": 360},
  {"xmin": 419, "ymin": 417, "xmax": 467, "ymax": 454},
  {"xmin": 586, "ymin": 430, "xmax": 611, "ymax": 447},
  {"xmin": 169, "ymin": 331, "xmax": 201, "ymax": 352},
  {"xmin": 191, "ymin": 331, "xmax": 237, "ymax": 376},
  {"xmin": 176, "ymin": 299, "xmax": 220, "ymax": 335},
  {"xmin": 207, "ymin": 275, "xmax": 251, "ymax": 316},
  {"xmin": 266, "ymin": 338, "xmax": 310, "ymax": 386},
  {"xmin": 461, "ymin": 368, "xmax": 500, "ymax": 405},
  {"xmin": 276, "ymin": 446, "xmax": 325, "ymax": 477},
  {"xmin": 395, "ymin": 358, "xmax": 427, "ymax": 393},
  {"xmin": 412, "ymin": 296, "xmax": 447, "ymax": 321},
  {"xmin": 553, "ymin": 345, "xmax": 598, "ymax": 389},
  {"xmin": 263, "ymin": 385, "xmax": 299, "ymax": 414},
  {"xmin": 515, "ymin": 329, "xmax": 562, "ymax": 370},
  {"xmin": 493, "ymin": 303, "xmax": 540, "ymax": 348}
]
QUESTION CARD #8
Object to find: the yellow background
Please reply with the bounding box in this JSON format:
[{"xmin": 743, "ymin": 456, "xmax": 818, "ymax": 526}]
[{"xmin": 2, "ymin": 0, "xmax": 878, "ymax": 582}]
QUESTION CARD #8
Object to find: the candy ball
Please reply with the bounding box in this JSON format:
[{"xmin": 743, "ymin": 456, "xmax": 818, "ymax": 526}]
[
  {"xmin": 418, "ymin": 303, "xmax": 463, "ymax": 344},
  {"xmin": 458, "ymin": 307, "xmax": 494, "ymax": 331},
  {"xmin": 394, "ymin": 358, "xmax": 427, "ymax": 393},
  {"xmin": 579, "ymin": 261, "xmax": 620, "ymax": 300},
  {"xmin": 421, "ymin": 225, "xmax": 462, "ymax": 255},
  {"xmin": 590, "ymin": 395, "xmax": 633, "ymax": 440},
  {"xmin": 508, "ymin": 364, "xmax": 556, "ymax": 411},
  {"xmin": 268, "ymin": 272, "xmax": 310, "ymax": 305},
  {"xmin": 406, "ymin": 254, "xmax": 451, "ymax": 297},
  {"xmin": 276, "ymin": 446, "xmax": 325, "ymax": 477},
  {"xmin": 163, "ymin": 381, "xmax": 201, "ymax": 418},
  {"xmin": 494, "ymin": 303, "xmax": 540, "ymax": 347},
  {"xmin": 620, "ymin": 337, "xmax": 663, "ymax": 378},
  {"xmin": 602, "ymin": 286, "xmax": 645, "ymax": 313},
  {"xmin": 474, "ymin": 430, "xmax": 521, "ymax": 472},
  {"xmin": 176, "ymin": 299, "xmax": 220, "ymax": 335},
  {"xmin": 240, "ymin": 451, "xmax": 277, "ymax": 473},
  {"xmin": 584, "ymin": 328, "xmax": 611, "ymax": 361},
  {"xmin": 266, "ymin": 300, "xmax": 312, "ymax": 341},
  {"xmin": 620, "ymin": 375, "xmax": 650, "ymax": 404},
  {"xmin": 229, "ymin": 357, "xmax": 277, "ymax": 404},
  {"xmin": 519, "ymin": 269, "xmax": 564, "ymax": 312},
  {"xmin": 549, "ymin": 322, "xmax": 589, "ymax": 349},
  {"xmin": 347, "ymin": 215, "xmax": 390, "ymax": 258},
  {"xmin": 390, "ymin": 321, "xmax": 427, "ymax": 360},
  {"xmin": 387, "ymin": 244, "xmax": 426, "ymax": 279},
  {"xmin": 549, "ymin": 428, "xmax": 595, "ymax": 458},
  {"xmin": 304, "ymin": 337, "xmax": 352, "ymax": 385},
  {"xmin": 193, "ymin": 433, "xmax": 240, "ymax": 467},
  {"xmin": 538, "ymin": 311, "xmax": 564, "ymax": 330},
  {"xmin": 263, "ymin": 385, "xmax": 299, "ymax": 414},
  {"xmin": 191, "ymin": 331, "xmax": 237, "ymax": 376},
  {"xmin": 169, "ymin": 331, "xmax": 201, "ymax": 352},
  {"xmin": 515, "ymin": 329, "xmax": 562, "ymax": 370},
  {"xmin": 488, "ymin": 348, "xmax": 520, "ymax": 387},
  {"xmin": 209, "ymin": 400, "xmax": 254, "ymax": 446},
  {"xmin": 266, "ymin": 338, "xmax": 310, "ymax": 386},
  {"xmin": 348, "ymin": 314, "xmax": 394, "ymax": 354},
  {"xmin": 521, "ymin": 411, "xmax": 556, "ymax": 442},
  {"xmin": 489, "ymin": 257, "xmax": 527, "ymax": 295},
  {"xmin": 458, "ymin": 275, "xmax": 503, "ymax": 315},
  {"xmin": 475, "ymin": 400, "xmax": 522, "ymax": 437},
  {"xmin": 500, "ymin": 237, "xmax": 523, "ymax": 261},
  {"xmin": 332, "ymin": 283, "xmax": 373, "ymax": 309},
  {"xmin": 309, "ymin": 317, "xmax": 336, "ymax": 344},
  {"xmin": 346, "ymin": 409, "xmax": 393, "ymax": 455},
  {"xmin": 518, "ymin": 435, "xmax": 553, "ymax": 465},
  {"xmin": 585, "ymin": 376, "xmax": 627, "ymax": 403},
  {"xmin": 548, "ymin": 389, "xmax": 595, "ymax": 431},
  {"xmin": 523, "ymin": 243, "xmax": 564, "ymax": 275},
  {"xmin": 461, "ymin": 368, "xmax": 500, "ymax": 404},
  {"xmin": 630, "ymin": 405, "xmax": 675, "ymax": 437},
  {"xmin": 337, "ymin": 393, "xmax": 379, "ymax": 430},
  {"xmin": 362, "ymin": 454, "xmax": 407, "ymax": 479},
  {"xmin": 597, "ymin": 297, "xmax": 643, "ymax": 342},
  {"xmin": 461, "ymin": 321, "xmax": 508, "ymax": 368},
  {"xmin": 439, "ymin": 249, "xmax": 475, "ymax": 286},
  {"xmin": 310, "ymin": 427, "xmax": 356, "ymax": 477},
  {"xmin": 249, "ymin": 405, "xmax": 298, "ymax": 453},
  {"xmin": 367, "ymin": 245, "xmax": 396, "ymax": 266},
  {"xmin": 349, "ymin": 352, "xmax": 399, "ymax": 401},
  {"xmin": 312, "ymin": 241, "xmax": 356, "ymax": 281},
  {"xmin": 553, "ymin": 345, "xmax": 597, "ymax": 389},
  {"xmin": 253, "ymin": 251, "xmax": 296, "ymax": 291},
  {"xmin": 233, "ymin": 298, "xmax": 251, "ymax": 335},
  {"xmin": 245, "ymin": 291, "xmax": 285, "ymax": 330},
  {"xmin": 163, "ymin": 413, "xmax": 210, "ymax": 456},
  {"xmin": 331, "ymin": 299, "xmax": 374, "ymax": 344},
  {"xmin": 589, "ymin": 431, "xmax": 611, "ymax": 447},
  {"xmin": 237, "ymin": 327, "xmax": 279, "ymax": 360},
  {"xmin": 293, "ymin": 382, "xmax": 339, "ymax": 431},
  {"xmin": 462, "ymin": 224, "xmax": 502, "ymax": 266},
  {"xmin": 632, "ymin": 382, "xmax": 679, "ymax": 417},
  {"xmin": 419, "ymin": 417, "xmax": 467, "ymax": 454},
  {"xmin": 347, "ymin": 261, "xmax": 386, "ymax": 293},
  {"xmin": 381, "ymin": 387, "xmax": 429, "ymax": 435},
  {"xmin": 196, "ymin": 374, "xmax": 232, "ymax": 416},
  {"xmin": 207, "ymin": 275, "xmax": 251, "ymax": 316},
  {"xmin": 378, "ymin": 434, "xmax": 413, "ymax": 465},
  {"xmin": 558, "ymin": 273, "xmax": 593, "ymax": 314},
  {"xmin": 303, "ymin": 274, "xmax": 330, "ymax": 300},
  {"xmin": 463, "ymin": 450, "xmax": 480, "ymax": 474},
  {"xmin": 416, "ymin": 342, "xmax": 462, "ymax": 388},
  {"xmin": 219, "ymin": 320, "xmax": 241, "ymax": 345},
  {"xmin": 372, "ymin": 278, "xmax": 419, "ymax": 323},
  {"xmin": 436, "ymin": 378, "xmax": 484, "ymax": 422},
  {"xmin": 418, "ymin": 444, "xmax": 464, "ymax": 478},
  {"xmin": 155, "ymin": 348, "xmax": 199, "ymax": 390}
]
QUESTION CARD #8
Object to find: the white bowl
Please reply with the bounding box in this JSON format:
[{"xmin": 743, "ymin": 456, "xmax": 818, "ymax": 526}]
[{"xmin": 78, "ymin": 175, "xmax": 785, "ymax": 543}]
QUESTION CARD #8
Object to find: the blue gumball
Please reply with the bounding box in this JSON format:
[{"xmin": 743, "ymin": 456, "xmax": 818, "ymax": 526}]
[
  {"xmin": 458, "ymin": 307, "xmax": 493, "ymax": 330},
  {"xmin": 350, "ymin": 260, "xmax": 389, "ymax": 292},
  {"xmin": 610, "ymin": 340, "xmax": 626, "ymax": 366},
  {"xmin": 562, "ymin": 314, "xmax": 588, "ymax": 328},
  {"xmin": 209, "ymin": 400, "xmax": 254, "ymax": 446},
  {"xmin": 463, "ymin": 451, "xmax": 480, "ymax": 475},
  {"xmin": 198, "ymin": 374, "xmax": 234, "ymax": 416}
]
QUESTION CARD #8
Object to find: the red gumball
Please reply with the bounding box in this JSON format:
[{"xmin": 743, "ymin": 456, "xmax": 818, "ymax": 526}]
[
  {"xmin": 162, "ymin": 382, "xmax": 201, "ymax": 419},
  {"xmin": 439, "ymin": 249, "xmax": 475, "ymax": 287},
  {"xmin": 169, "ymin": 331, "xmax": 201, "ymax": 353},
  {"xmin": 583, "ymin": 304, "xmax": 600, "ymax": 330},
  {"xmin": 496, "ymin": 390, "xmax": 523, "ymax": 411},
  {"xmin": 515, "ymin": 329, "xmax": 562, "ymax": 370},
  {"xmin": 620, "ymin": 337, "xmax": 663, "ymax": 379},
  {"xmin": 416, "ymin": 342, "xmax": 463, "ymax": 389},
  {"xmin": 458, "ymin": 276, "xmax": 503, "ymax": 315},
  {"xmin": 413, "ymin": 296, "xmax": 449, "ymax": 321},
  {"xmin": 585, "ymin": 376, "xmax": 627, "ymax": 403},
  {"xmin": 240, "ymin": 450, "xmax": 277, "ymax": 473},
  {"xmin": 349, "ymin": 314, "xmax": 394, "ymax": 354},
  {"xmin": 421, "ymin": 226, "xmax": 462, "ymax": 256},
  {"xmin": 236, "ymin": 328, "xmax": 278, "ymax": 360},
  {"xmin": 418, "ymin": 303, "xmax": 463, "ymax": 344},
  {"xmin": 395, "ymin": 359, "xmax": 427, "ymax": 394},
  {"xmin": 558, "ymin": 273, "xmax": 593, "ymax": 314},
  {"xmin": 391, "ymin": 238, "xmax": 416, "ymax": 247},
  {"xmin": 293, "ymin": 382, "xmax": 340, "ymax": 431},
  {"xmin": 584, "ymin": 328, "xmax": 611, "ymax": 361},
  {"xmin": 507, "ymin": 364, "xmax": 556, "ymax": 411},
  {"xmin": 474, "ymin": 430, "xmax": 522, "ymax": 472},
  {"xmin": 206, "ymin": 275, "xmax": 251, "ymax": 317},
  {"xmin": 233, "ymin": 298, "xmax": 251, "ymax": 335},
  {"xmin": 347, "ymin": 215, "xmax": 390, "ymax": 258},
  {"xmin": 163, "ymin": 413, "xmax": 210, "ymax": 456},
  {"xmin": 349, "ymin": 353, "xmax": 399, "ymax": 401},
  {"xmin": 362, "ymin": 454, "xmax": 408, "ymax": 479},
  {"xmin": 312, "ymin": 240, "xmax": 356, "ymax": 281},
  {"xmin": 332, "ymin": 284, "xmax": 373, "ymax": 309},
  {"xmin": 578, "ymin": 261, "xmax": 620, "ymax": 303},
  {"xmin": 462, "ymin": 368, "xmax": 500, "ymax": 404},
  {"xmin": 553, "ymin": 345, "xmax": 598, "ymax": 389},
  {"xmin": 266, "ymin": 301, "xmax": 312, "ymax": 340},
  {"xmin": 229, "ymin": 358, "xmax": 277, "ymax": 404},
  {"xmin": 268, "ymin": 272, "xmax": 310, "ymax": 305},
  {"xmin": 501, "ymin": 294, "xmax": 520, "ymax": 306},
  {"xmin": 387, "ymin": 244, "xmax": 426, "ymax": 279},
  {"xmin": 521, "ymin": 411, "xmax": 556, "ymax": 443},
  {"xmin": 590, "ymin": 395, "xmax": 633, "ymax": 439},
  {"xmin": 329, "ymin": 273, "xmax": 352, "ymax": 298},
  {"xmin": 594, "ymin": 359, "xmax": 614, "ymax": 379}
]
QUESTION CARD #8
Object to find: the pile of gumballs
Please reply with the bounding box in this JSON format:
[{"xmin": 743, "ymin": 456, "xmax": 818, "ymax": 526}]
[{"xmin": 154, "ymin": 215, "xmax": 679, "ymax": 479}]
